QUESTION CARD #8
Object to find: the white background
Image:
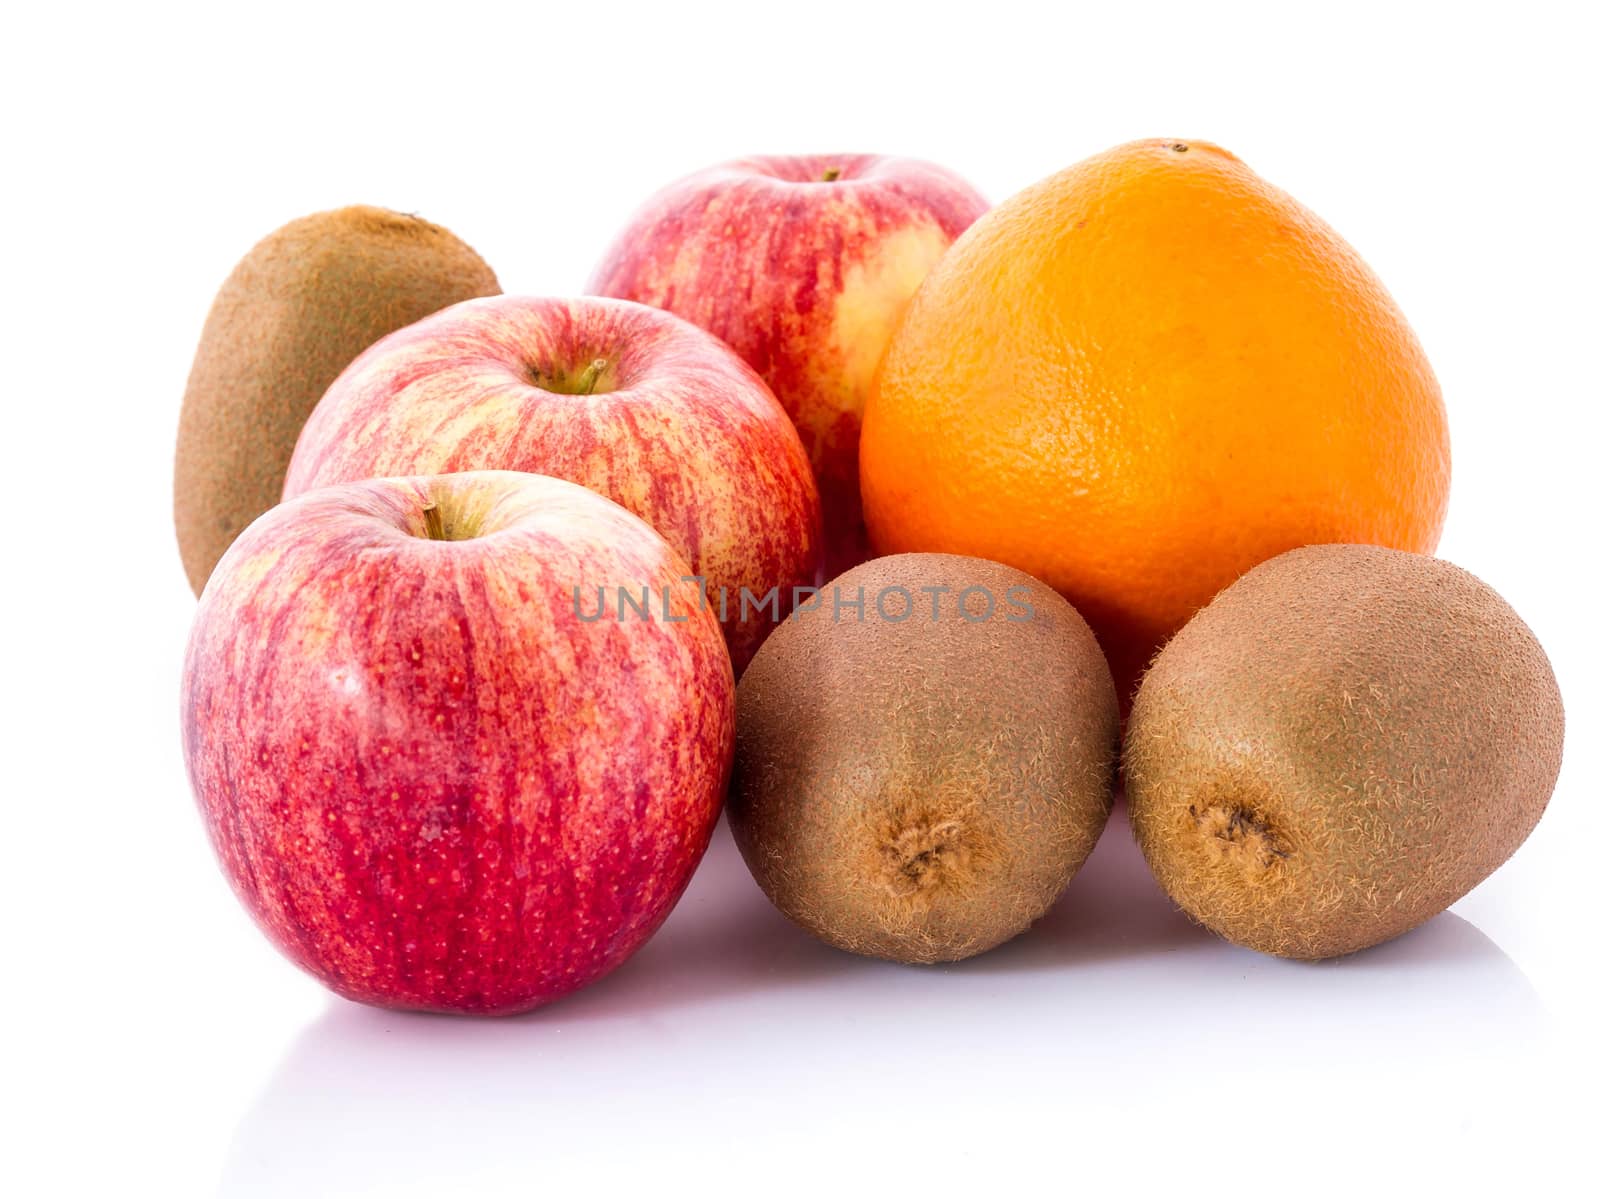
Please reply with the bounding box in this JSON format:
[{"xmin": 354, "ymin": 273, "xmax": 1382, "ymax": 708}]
[{"xmin": 7, "ymin": 2, "xmax": 1597, "ymax": 1195}]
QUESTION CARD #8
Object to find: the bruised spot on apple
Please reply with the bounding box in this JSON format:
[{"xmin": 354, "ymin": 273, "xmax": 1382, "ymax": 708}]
[
  {"xmin": 182, "ymin": 471, "xmax": 735, "ymax": 1015},
  {"xmin": 589, "ymin": 154, "xmax": 988, "ymax": 578}
]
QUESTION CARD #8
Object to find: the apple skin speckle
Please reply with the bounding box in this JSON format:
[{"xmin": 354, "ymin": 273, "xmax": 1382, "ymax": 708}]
[{"xmin": 181, "ymin": 471, "xmax": 734, "ymax": 1016}]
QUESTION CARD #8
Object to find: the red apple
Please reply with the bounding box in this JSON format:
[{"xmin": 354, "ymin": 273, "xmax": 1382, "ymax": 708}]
[
  {"xmin": 589, "ymin": 154, "xmax": 987, "ymax": 577},
  {"xmin": 181, "ymin": 470, "xmax": 735, "ymax": 1015},
  {"xmin": 284, "ymin": 295, "xmax": 821, "ymax": 672}
]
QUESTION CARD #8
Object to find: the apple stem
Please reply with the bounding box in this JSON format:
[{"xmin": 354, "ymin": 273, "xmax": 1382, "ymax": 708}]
[
  {"xmin": 576, "ymin": 358, "xmax": 609, "ymax": 396},
  {"xmin": 422, "ymin": 502, "xmax": 446, "ymax": 541},
  {"xmin": 821, "ymin": 166, "xmax": 841, "ymax": 182}
]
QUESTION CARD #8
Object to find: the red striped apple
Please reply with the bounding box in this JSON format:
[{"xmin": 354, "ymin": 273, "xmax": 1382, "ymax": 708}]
[
  {"xmin": 285, "ymin": 295, "xmax": 821, "ymax": 672},
  {"xmin": 181, "ymin": 471, "xmax": 735, "ymax": 1015},
  {"xmin": 589, "ymin": 154, "xmax": 987, "ymax": 577}
]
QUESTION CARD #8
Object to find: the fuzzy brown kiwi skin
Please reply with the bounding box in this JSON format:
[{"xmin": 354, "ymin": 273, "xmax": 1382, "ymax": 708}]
[
  {"xmin": 729, "ymin": 553, "xmax": 1120, "ymax": 964},
  {"xmin": 1124, "ymin": 543, "xmax": 1564, "ymax": 960},
  {"xmin": 173, "ymin": 206, "xmax": 500, "ymax": 594}
]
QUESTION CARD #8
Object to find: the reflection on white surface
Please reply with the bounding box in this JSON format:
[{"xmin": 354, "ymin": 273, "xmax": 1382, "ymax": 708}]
[{"xmin": 218, "ymin": 809, "xmax": 1565, "ymax": 1196}]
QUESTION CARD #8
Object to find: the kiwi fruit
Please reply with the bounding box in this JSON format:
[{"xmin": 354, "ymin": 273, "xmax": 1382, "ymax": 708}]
[
  {"xmin": 1125, "ymin": 543, "xmax": 1563, "ymax": 960},
  {"xmin": 729, "ymin": 553, "xmax": 1119, "ymax": 963},
  {"xmin": 173, "ymin": 206, "xmax": 500, "ymax": 593}
]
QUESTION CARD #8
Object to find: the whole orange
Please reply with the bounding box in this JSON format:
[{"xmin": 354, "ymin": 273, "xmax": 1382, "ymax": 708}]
[{"xmin": 859, "ymin": 138, "xmax": 1449, "ymax": 702}]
